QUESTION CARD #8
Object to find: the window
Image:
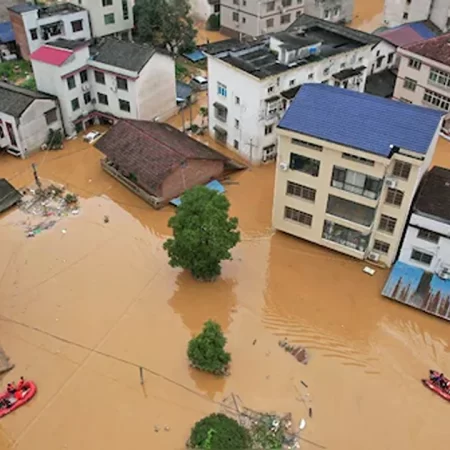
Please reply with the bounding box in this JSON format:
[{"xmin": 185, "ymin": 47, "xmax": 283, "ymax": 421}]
[
  {"xmin": 122, "ymin": 0, "xmax": 129, "ymax": 20},
  {"xmin": 266, "ymin": 18, "xmax": 274, "ymax": 28},
  {"xmin": 5, "ymin": 122, "xmax": 16, "ymax": 146},
  {"xmin": 234, "ymin": 119, "xmax": 239, "ymax": 129},
  {"xmin": 429, "ymin": 68, "xmax": 450, "ymax": 88},
  {"xmin": 326, "ymin": 195, "xmax": 376, "ymax": 227},
  {"xmin": 232, "ymin": 12, "xmax": 239, "ymax": 22},
  {"xmin": 379, "ymin": 214, "xmax": 396, "ymax": 234},
  {"xmin": 286, "ymin": 181, "xmax": 316, "ymax": 202},
  {"xmin": 322, "ymin": 220, "xmax": 369, "ymax": 251},
  {"xmin": 264, "ymin": 124, "xmax": 273, "ymax": 135},
  {"xmin": 296, "ymin": 10, "xmax": 302, "ymax": 18},
  {"xmin": 417, "ymin": 228, "xmax": 440, "ymax": 244},
  {"xmin": 234, "ymin": 140, "xmax": 239, "ymax": 150},
  {"xmin": 423, "ymin": 89, "xmax": 450, "ymax": 111},
  {"xmin": 263, "ymin": 145, "xmax": 276, "ymax": 162},
  {"xmin": 408, "ymin": 58, "xmax": 421, "ymax": 70},
  {"xmin": 243, "ymin": 0, "xmax": 247, "ymax": 5},
  {"xmin": 373, "ymin": 240, "xmax": 390, "ymax": 254},
  {"xmin": 376, "ymin": 57, "xmax": 383, "ymax": 68},
  {"xmin": 282, "ymin": 0, "xmax": 292, "ymax": 6},
  {"xmin": 71, "ymin": 19, "xmax": 83, "ymax": 32},
  {"xmin": 235, "ymin": 96, "xmax": 240, "ymax": 105},
  {"xmin": 289, "ymin": 79, "xmax": 295, "ymax": 86},
  {"xmin": 67, "ymin": 75, "xmax": 76, "ymax": 90},
  {"xmin": 281, "ymin": 14, "xmax": 291, "ymax": 24},
  {"xmin": 217, "ymin": 82, "xmax": 227, "ymax": 97},
  {"xmin": 403, "ymin": 12, "xmax": 409, "ymax": 20},
  {"xmin": 104, "ymin": 13, "xmax": 115, "ymax": 25},
  {"xmin": 44, "ymin": 108, "xmax": 57, "ymax": 125},
  {"xmin": 323, "ymin": 67, "xmax": 329, "ymax": 76},
  {"xmin": 403, "ymin": 77, "xmax": 417, "ymax": 91},
  {"xmin": 95, "ymin": 70, "xmax": 105, "ymax": 84},
  {"xmin": 308, "ymin": 73, "xmax": 313, "ymax": 80},
  {"xmin": 385, "ymin": 188, "xmax": 404, "ymax": 206},
  {"xmin": 387, "ymin": 53, "xmax": 394, "ymax": 64},
  {"xmin": 83, "ymin": 91, "xmax": 91, "ymax": 104},
  {"xmin": 268, "ymin": 86, "xmax": 274, "ymax": 94},
  {"xmin": 331, "ymin": 166, "xmax": 382, "ymax": 199},
  {"xmin": 30, "ymin": 28, "xmax": 38, "ymax": 40},
  {"xmin": 392, "ymin": 160, "xmax": 411, "ymax": 180},
  {"xmin": 71, "ymin": 98, "xmax": 80, "ymax": 111},
  {"xmin": 80, "ymin": 70, "xmax": 88, "ymax": 84},
  {"xmin": 117, "ymin": 76, "xmax": 128, "ymax": 91},
  {"xmin": 411, "ymin": 249, "xmax": 433, "ymax": 265},
  {"xmin": 102, "ymin": 0, "xmax": 113, "ymax": 5},
  {"xmin": 291, "ymin": 138, "xmax": 322, "ymax": 151},
  {"xmin": 267, "ymin": 1, "xmax": 275, "ymax": 12},
  {"xmin": 214, "ymin": 103, "xmax": 227, "ymax": 121},
  {"xmin": 324, "ymin": 9, "xmax": 330, "ymax": 19},
  {"xmin": 289, "ymin": 153, "xmax": 320, "ymax": 177},
  {"xmin": 0, "ymin": 126, "xmax": 3, "ymax": 139},
  {"xmin": 233, "ymin": 0, "xmax": 239, "ymax": 4},
  {"xmin": 341, "ymin": 153, "xmax": 374, "ymax": 166},
  {"xmin": 284, "ymin": 206, "xmax": 313, "ymax": 226},
  {"xmin": 242, "ymin": 17, "xmax": 246, "ymax": 23},
  {"xmin": 98, "ymin": 93, "xmax": 109, "ymax": 105},
  {"xmin": 119, "ymin": 99, "xmax": 130, "ymax": 112},
  {"xmin": 334, "ymin": 6, "xmax": 340, "ymax": 16}
]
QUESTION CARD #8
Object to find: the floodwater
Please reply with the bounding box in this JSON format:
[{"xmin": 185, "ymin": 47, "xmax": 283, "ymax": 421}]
[{"xmin": 351, "ymin": 0, "xmax": 385, "ymax": 32}]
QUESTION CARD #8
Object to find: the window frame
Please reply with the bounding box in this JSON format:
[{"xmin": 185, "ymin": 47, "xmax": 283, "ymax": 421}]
[
  {"xmin": 385, "ymin": 188, "xmax": 404, "ymax": 206},
  {"xmin": 119, "ymin": 99, "xmax": 130, "ymax": 112},
  {"xmin": 403, "ymin": 77, "xmax": 417, "ymax": 91},
  {"xmin": 67, "ymin": 75, "xmax": 76, "ymax": 90},
  {"xmin": 378, "ymin": 214, "xmax": 397, "ymax": 234},
  {"xmin": 116, "ymin": 76, "xmax": 128, "ymax": 91},
  {"xmin": 71, "ymin": 97, "xmax": 80, "ymax": 111},
  {"xmin": 411, "ymin": 249, "xmax": 433, "ymax": 265},
  {"xmin": 95, "ymin": 70, "xmax": 106, "ymax": 85},
  {"xmin": 284, "ymin": 206, "xmax": 313, "ymax": 227},
  {"xmin": 373, "ymin": 239, "xmax": 390, "ymax": 254},
  {"xmin": 98, "ymin": 93, "xmax": 109, "ymax": 105},
  {"xmin": 44, "ymin": 108, "xmax": 58, "ymax": 125},
  {"xmin": 289, "ymin": 152, "xmax": 320, "ymax": 177},
  {"xmin": 80, "ymin": 69, "xmax": 88, "ymax": 84},
  {"xmin": 104, "ymin": 13, "xmax": 115, "ymax": 25},
  {"xmin": 286, "ymin": 181, "xmax": 316, "ymax": 202},
  {"xmin": 83, "ymin": 91, "xmax": 91, "ymax": 105},
  {"xmin": 408, "ymin": 58, "xmax": 422, "ymax": 70},
  {"xmin": 71, "ymin": 19, "xmax": 83, "ymax": 33},
  {"xmin": 392, "ymin": 160, "xmax": 411, "ymax": 180},
  {"xmin": 417, "ymin": 228, "xmax": 440, "ymax": 244}
]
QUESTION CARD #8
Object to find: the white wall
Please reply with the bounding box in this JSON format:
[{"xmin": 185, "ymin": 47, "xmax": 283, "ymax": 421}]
[
  {"xmin": 370, "ymin": 40, "xmax": 397, "ymax": 75},
  {"xmin": 399, "ymin": 213, "xmax": 450, "ymax": 272},
  {"xmin": 383, "ymin": 0, "xmax": 433, "ymax": 27},
  {"xmin": 0, "ymin": 112, "xmax": 22, "ymax": 154},
  {"xmin": 429, "ymin": 0, "xmax": 450, "ymax": 32}
]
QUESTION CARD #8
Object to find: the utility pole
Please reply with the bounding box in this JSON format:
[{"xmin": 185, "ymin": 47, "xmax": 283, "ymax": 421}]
[
  {"xmin": 246, "ymin": 138, "xmax": 255, "ymax": 168},
  {"xmin": 31, "ymin": 163, "xmax": 42, "ymax": 192}
]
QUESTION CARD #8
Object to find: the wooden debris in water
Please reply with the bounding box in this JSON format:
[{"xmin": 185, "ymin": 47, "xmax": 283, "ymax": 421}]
[{"xmin": 279, "ymin": 339, "xmax": 309, "ymax": 364}]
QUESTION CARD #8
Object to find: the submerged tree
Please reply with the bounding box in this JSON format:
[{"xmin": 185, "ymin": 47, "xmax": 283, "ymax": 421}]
[
  {"xmin": 163, "ymin": 185, "xmax": 240, "ymax": 281},
  {"xmin": 134, "ymin": 0, "xmax": 197, "ymax": 54},
  {"xmin": 187, "ymin": 320, "xmax": 231, "ymax": 375}
]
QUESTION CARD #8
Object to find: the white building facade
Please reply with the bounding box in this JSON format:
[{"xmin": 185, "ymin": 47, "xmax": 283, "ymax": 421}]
[
  {"xmin": 398, "ymin": 167, "xmax": 450, "ymax": 278},
  {"xmin": 68, "ymin": 0, "xmax": 133, "ymax": 39},
  {"xmin": 304, "ymin": 0, "xmax": 353, "ymax": 24}
]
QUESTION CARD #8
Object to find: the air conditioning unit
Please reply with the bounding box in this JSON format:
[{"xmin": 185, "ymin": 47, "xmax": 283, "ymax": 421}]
[
  {"xmin": 279, "ymin": 162, "xmax": 288, "ymax": 171},
  {"xmin": 367, "ymin": 251, "xmax": 380, "ymax": 262},
  {"xmin": 82, "ymin": 84, "xmax": 90, "ymax": 92},
  {"xmin": 385, "ymin": 178, "xmax": 397, "ymax": 189},
  {"xmin": 437, "ymin": 268, "xmax": 450, "ymax": 280},
  {"xmin": 110, "ymin": 85, "xmax": 117, "ymax": 93}
]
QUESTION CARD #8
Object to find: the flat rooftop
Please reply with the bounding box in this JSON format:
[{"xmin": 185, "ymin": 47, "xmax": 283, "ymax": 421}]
[
  {"xmin": 203, "ymin": 14, "xmax": 381, "ymax": 79},
  {"xmin": 37, "ymin": 3, "xmax": 84, "ymax": 18}
]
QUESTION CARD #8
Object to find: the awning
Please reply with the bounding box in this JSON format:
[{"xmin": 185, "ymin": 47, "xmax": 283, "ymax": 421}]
[
  {"xmin": 265, "ymin": 95, "xmax": 280, "ymax": 103},
  {"xmin": 332, "ymin": 66, "xmax": 366, "ymax": 81},
  {"xmin": 281, "ymin": 85, "xmax": 301, "ymax": 100}
]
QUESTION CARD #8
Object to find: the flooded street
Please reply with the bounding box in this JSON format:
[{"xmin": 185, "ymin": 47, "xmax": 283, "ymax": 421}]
[{"xmin": 0, "ymin": 2, "xmax": 449, "ymax": 449}]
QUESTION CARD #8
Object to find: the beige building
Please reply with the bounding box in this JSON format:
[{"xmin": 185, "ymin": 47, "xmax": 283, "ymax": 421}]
[
  {"xmin": 393, "ymin": 33, "xmax": 450, "ymax": 135},
  {"xmin": 273, "ymin": 83, "xmax": 443, "ymax": 267}
]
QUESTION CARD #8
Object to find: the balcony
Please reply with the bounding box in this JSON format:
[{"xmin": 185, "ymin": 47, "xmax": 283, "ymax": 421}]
[
  {"xmin": 40, "ymin": 21, "xmax": 64, "ymax": 41},
  {"xmin": 331, "ymin": 166, "xmax": 382, "ymax": 200},
  {"xmin": 322, "ymin": 220, "xmax": 370, "ymax": 253},
  {"xmin": 326, "ymin": 195, "xmax": 376, "ymax": 228}
]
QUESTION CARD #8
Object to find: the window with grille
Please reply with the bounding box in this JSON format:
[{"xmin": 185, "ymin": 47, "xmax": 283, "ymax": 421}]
[
  {"xmin": 411, "ymin": 249, "xmax": 433, "ymax": 265},
  {"xmin": 284, "ymin": 206, "xmax": 313, "ymax": 226},
  {"xmin": 408, "ymin": 58, "xmax": 421, "ymax": 70},
  {"xmin": 385, "ymin": 188, "xmax": 404, "ymax": 206},
  {"xmin": 403, "ymin": 77, "xmax": 417, "ymax": 91},
  {"xmin": 286, "ymin": 181, "xmax": 316, "ymax": 202},
  {"xmin": 423, "ymin": 89, "xmax": 450, "ymax": 111},
  {"xmin": 373, "ymin": 240, "xmax": 390, "ymax": 254},
  {"xmin": 417, "ymin": 228, "xmax": 440, "ymax": 243},
  {"xmin": 392, "ymin": 160, "xmax": 411, "ymax": 180},
  {"xmin": 379, "ymin": 214, "xmax": 396, "ymax": 234}
]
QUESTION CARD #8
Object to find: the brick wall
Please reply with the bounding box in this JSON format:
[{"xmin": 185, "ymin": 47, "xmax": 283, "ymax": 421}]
[
  {"xmin": 9, "ymin": 10, "xmax": 29, "ymax": 60},
  {"xmin": 161, "ymin": 159, "xmax": 224, "ymax": 201}
]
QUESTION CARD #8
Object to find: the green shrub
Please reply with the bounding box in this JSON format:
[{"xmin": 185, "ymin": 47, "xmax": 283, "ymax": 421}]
[
  {"xmin": 188, "ymin": 320, "xmax": 230, "ymax": 375},
  {"xmin": 188, "ymin": 413, "xmax": 251, "ymax": 449}
]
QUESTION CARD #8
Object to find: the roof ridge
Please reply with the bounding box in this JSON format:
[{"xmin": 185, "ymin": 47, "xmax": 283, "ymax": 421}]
[{"xmin": 403, "ymin": 31, "xmax": 450, "ymax": 49}]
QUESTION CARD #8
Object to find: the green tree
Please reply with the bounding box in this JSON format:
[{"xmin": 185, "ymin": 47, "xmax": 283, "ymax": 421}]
[
  {"xmin": 188, "ymin": 320, "xmax": 231, "ymax": 375},
  {"xmin": 134, "ymin": 0, "xmax": 197, "ymax": 54},
  {"xmin": 188, "ymin": 413, "xmax": 251, "ymax": 450},
  {"xmin": 163, "ymin": 185, "xmax": 240, "ymax": 281}
]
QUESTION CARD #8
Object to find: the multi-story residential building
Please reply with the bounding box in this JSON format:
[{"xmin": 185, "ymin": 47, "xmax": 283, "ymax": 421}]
[
  {"xmin": 205, "ymin": 14, "xmax": 394, "ymax": 163},
  {"xmin": 30, "ymin": 38, "xmax": 177, "ymax": 136},
  {"xmin": 393, "ymin": 32, "xmax": 450, "ymax": 135},
  {"xmin": 272, "ymin": 83, "xmax": 443, "ymax": 267},
  {"xmin": 0, "ymin": 81, "xmax": 62, "ymax": 158},
  {"xmin": 8, "ymin": 2, "xmax": 91, "ymax": 61},
  {"xmin": 384, "ymin": 0, "xmax": 450, "ymax": 32},
  {"xmin": 304, "ymin": 0, "xmax": 353, "ymax": 24},
  {"xmin": 67, "ymin": 0, "xmax": 133, "ymax": 39}
]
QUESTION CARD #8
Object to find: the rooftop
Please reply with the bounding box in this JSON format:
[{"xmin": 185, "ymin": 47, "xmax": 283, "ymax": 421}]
[
  {"xmin": 37, "ymin": 3, "xmax": 84, "ymax": 18},
  {"xmin": 7, "ymin": 3, "xmax": 38, "ymax": 14},
  {"xmin": 0, "ymin": 81, "xmax": 54, "ymax": 118},
  {"xmin": 0, "ymin": 21, "xmax": 14, "ymax": 43},
  {"xmin": 377, "ymin": 21, "xmax": 438, "ymax": 47},
  {"xmin": 95, "ymin": 120, "xmax": 226, "ymax": 194},
  {"xmin": 30, "ymin": 45, "xmax": 73, "ymax": 66},
  {"xmin": 403, "ymin": 32, "xmax": 450, "ymax": 66},
  {"xmin": 49, "ymin": 38, "xmax": 88, "ymax": 50},
  {"xmin": 0, "ymin": 179, "xmax": 21, "ymax": 214},
  {"xmin": 89, "ymin": 38, "xmax": 155, "ymax": 73},
  {"xmin": 364, "ymin": 69, "xmax": 397, "ymax": 98},
  {"xmin": 202, "ymin": 14, "xmax": 380, "ymax": 79},
  {"xmin": 414, "ymin": 166, "xmax": 450, "ymax": 223},
  {"xmin": 278, "ymin": 84, "xmax": 443, "ymax": 158}
]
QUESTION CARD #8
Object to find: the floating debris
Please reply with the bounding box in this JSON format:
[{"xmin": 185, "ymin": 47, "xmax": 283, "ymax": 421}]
[{"xmin": 279, "ymin": 339, "xmax": 309, "ymax": 365}]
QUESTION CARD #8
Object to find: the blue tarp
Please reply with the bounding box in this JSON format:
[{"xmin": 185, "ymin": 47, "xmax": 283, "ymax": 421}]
[
  {"xmin": 0, "ymin": 22, "xmax": 15, "ymax": 44},
  {"xmin": 183, "ymin": 50, "xmax": 206, "ymax": 63},
  {"xmin": 170, "ymin": 180, "xmax": 225, "ymax": 206}
]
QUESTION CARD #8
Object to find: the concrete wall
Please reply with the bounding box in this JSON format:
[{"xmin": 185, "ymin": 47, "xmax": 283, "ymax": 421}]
[
  {"xmin": 429, "ymin": 0, "xmax": 450, "ymax": 32},
  {"xmin": 0, "ymin": 112, "xmax": 21, "ymax": 154},
  {"xmin": 9, "ymin": 10, "xmax": 30, "ymax": 60},
  {"xmin": 161, "ymin": 159, "xmax": 224, "ymax": 200},
  {"xmin": 383, "ymin": 0, "xmax": 433, "ymax": 28},
  {"xmin": 399, "ymin": 213, "xmax": 450, "ymax": 273},
  {"xmin": 304, "ymin": 0, "xmax": 354, "ymax": 23}
]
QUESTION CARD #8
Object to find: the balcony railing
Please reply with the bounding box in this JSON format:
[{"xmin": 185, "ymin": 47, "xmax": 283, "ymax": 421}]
[
  {"xmin": 326, "ymin": 195, "xmax": 376, "ymax": 228},
  {"xmin": 322, "ymin": 220, "xmax": 370, "ymax": 253},
  {"xmin": 331, "ymin": 166, "xmax": 382, "ymax": 200}
]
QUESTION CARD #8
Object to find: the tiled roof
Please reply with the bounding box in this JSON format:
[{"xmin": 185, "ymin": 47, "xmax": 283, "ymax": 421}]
[
  {"xmin": 30, "ymin": 45, "xmax": 73, "ymax": 66},
  {"xmin": 0, "ymin": 179, "xmax": 21, "ymax": 213},
  {"xmin": 0, "ymin": 21, "xmax": 14, "ymax": 43},
  {"xmin": 95, "ymin": 120, "xmax": 226, "ymax": 194},
  {"xmin": 90, "ymin": 38, "xmax": 155, "ymax": 73},
  {"xmin": 0, "ymin": 81, "xmax": 54, "ymax": 118},
  {"xmin": 278, "ymin": 84, "xmax": 443, "ymax": 157},
  {"xmin": 414, "ymin": 166, "xmax": 450, "ymax": 222},
  {"xmin": 403, "ymin": 32, "xmax": 450, "ymax": 66},
  {"xmin": 378, "ymin": 21, "xmax": 437, "ymax": 47}
]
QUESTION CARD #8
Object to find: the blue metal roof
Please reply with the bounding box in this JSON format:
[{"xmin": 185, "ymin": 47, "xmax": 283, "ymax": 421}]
[
  {"xmin": 278, "ymin": 84, "xmax": 444, "ymax": 157},
  {"xmin": 408, "ymin": 22, "xmax": 436, "ymax": 39},
  {"xmin": 183, "ymin": 50, "xmax": 206, "ymax": 63},
  {"xmin": 0, "ymin": 22, "xmax": 14, "ymax": 43}
]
